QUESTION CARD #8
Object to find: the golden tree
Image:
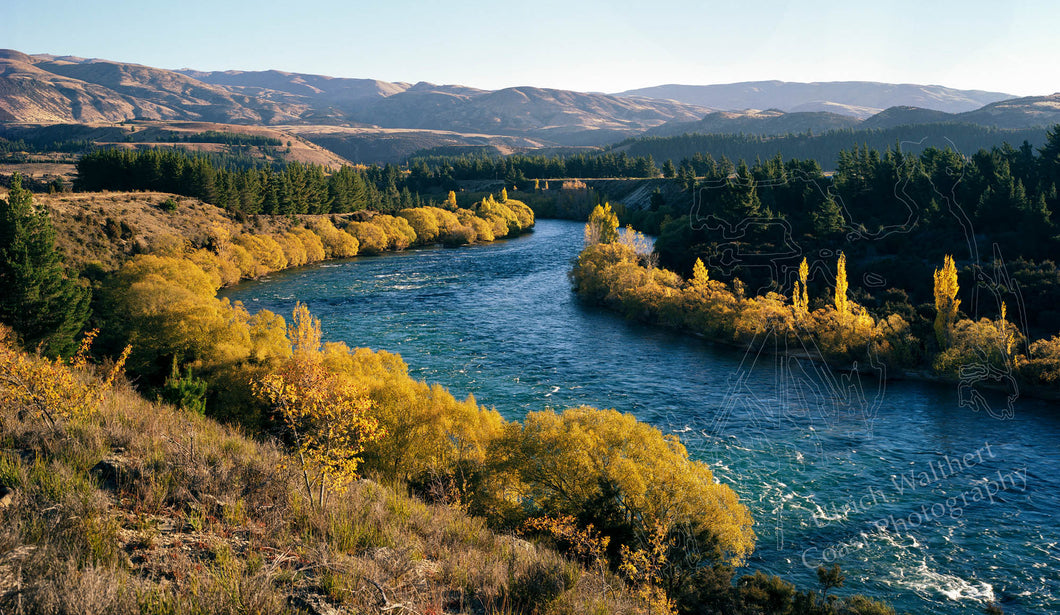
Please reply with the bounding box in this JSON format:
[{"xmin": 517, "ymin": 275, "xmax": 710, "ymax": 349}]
[
  {"xmin": 793, "ymin": 257, "xmax": 809, "ymax": 317},
  {"xmin": 445, "ymin": 190, "xmax": 458, "ymax": 209},
  {"xmin": 519, "ymin": 515, "xmax": 610, "ymax": 570},
  {"xmin": 253, "ymin": 304, "xmax": 384, "ymax": 508},
  {"xmin": 619, "ymin": 523, "xmax": 677, "ymax": 615},
  {"xmin": 933, "ymin": 254, "xmax": 960, "ymax": 347},
  {"xmin": 833, "ymin": 252, "xmax": 849, "ymax": 317},
  {"xmin": 999, "ymin": 301, "xmax": 1015, "ymax": 361},
  {"xmin": 0, "ymin": 327, "xmax": 129, "ymax": 428},
  {"xmin": 584, "ymin": 202, "xmax": 620, "ymax": 245},
  {"xmin": 510, "ymin": 407, "xmax": 755, "ymax": 567},
  {"xmin": 692, "ymin": 258, "xmax": 710, "ymax": 289}
]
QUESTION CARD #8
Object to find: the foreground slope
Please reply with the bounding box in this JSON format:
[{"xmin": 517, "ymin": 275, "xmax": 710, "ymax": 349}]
[{"xmin": 0, "ymin": 331, "xmax": 644, "ymax": 614}]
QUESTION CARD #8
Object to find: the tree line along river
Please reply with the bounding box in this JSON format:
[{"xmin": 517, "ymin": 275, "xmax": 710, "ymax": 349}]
[{"xmin": 221, "ymin": 219, "xmax": 1060, "ymax": 614}]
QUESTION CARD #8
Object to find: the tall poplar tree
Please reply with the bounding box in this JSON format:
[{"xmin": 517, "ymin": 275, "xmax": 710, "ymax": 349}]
[
  {"xmin": 0, "ymin": 174, "xmax": 90, "ymax": 356},
  {"xmin": 933, "ymin": 254, "xmax": 960, "ymax": 348},
  {"xmin": 834, "ymin": 252, "xmax": 849, "ymax": 317},
  {"xmin": 793, "ymin": 257, "xmax": 809, "ymax": 317}
]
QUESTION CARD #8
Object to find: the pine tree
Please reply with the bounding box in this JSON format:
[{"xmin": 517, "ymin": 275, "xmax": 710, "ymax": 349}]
[
  {"xmin": 1039, "ymin": 125, "xmax": 1060, "ymax": 185},
  {"xmin": 721, "ymin": 161, "xmax": 762, "ymax": 220},
  {"xmin": 812, "ymin": 194, "xmax": 845, "ymax": 237},
  {"xmin": 0, "ymin": 174, "xmax": 90, "ymax": 356},
  {"xmin": 933, "ymin": 254, "xmax": 960, "ymax": 348}
]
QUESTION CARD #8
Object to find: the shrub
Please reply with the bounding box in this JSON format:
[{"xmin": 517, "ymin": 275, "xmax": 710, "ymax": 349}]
[
  {"xmin": 311, "ymin": 218, "xmax": 359, "ymax": 259},
  {"xmin": 346, "ymin": 220, "xmax": 388, "ymax": 255}
]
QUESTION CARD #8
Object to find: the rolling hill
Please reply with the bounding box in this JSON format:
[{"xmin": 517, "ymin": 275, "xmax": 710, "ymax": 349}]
[
  {"xmin": 0, "ymin": 50, "xmax": 711, "ymax": 146},
  {"xmin": 2, "ymin": 50, "xmax": 1056, "ymax": 163},
  {"xmin": 641, "ymin": 94, "xmax": 1060, "ymax": 141},
  {"xmin": 958, "ymin": 93, "xmax": 1060, "ymax": 129},
  {"xmin": 614, "ymin": 81, "xmax": 1014, "ymax": 118},
  {"xmin": 644, "ymin": 109, "xmax": 861, "ymax": 138}
]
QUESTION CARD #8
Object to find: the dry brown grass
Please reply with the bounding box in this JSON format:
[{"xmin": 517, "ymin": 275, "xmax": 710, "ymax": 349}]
[
  {"xmin": 0, "ymin": 161, "xmax": 78, "ymax": 183},
  {"xmin": 0, "ymin": 339, "xmax": 645, "ymax": 614},
  {"xmin": 42, "ymin": 191, "xmax": 235, "ymax": 272},
  {"xmin": 40, "ymin": 191, "xmax": 347, "ymax": 273},
  {"xmin": 2, "ymin": 119, "xmax": 352, "ymax": 169}
]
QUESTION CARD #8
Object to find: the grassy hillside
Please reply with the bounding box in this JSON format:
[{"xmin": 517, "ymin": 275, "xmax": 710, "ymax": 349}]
[
  {"xmin": 0, "ymin": 329, "xmax": 643, "ymax": 614},
  {"xmin": 0, "ymin": 121, "xmax": 353, "ymax": 168}
]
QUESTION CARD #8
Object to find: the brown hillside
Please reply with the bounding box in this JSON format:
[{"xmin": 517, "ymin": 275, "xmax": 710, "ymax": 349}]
[{"xmin": 0, "ymin": 50, "xmax": 713, "ymax": 147}]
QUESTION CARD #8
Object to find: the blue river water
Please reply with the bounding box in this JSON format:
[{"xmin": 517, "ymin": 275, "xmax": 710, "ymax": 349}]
[{"xmin": 221, "ymin": 219, "xmax": 1060, "ymax": 614}]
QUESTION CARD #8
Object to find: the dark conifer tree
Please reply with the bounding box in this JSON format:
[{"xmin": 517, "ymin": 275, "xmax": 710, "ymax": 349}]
[{"xmin": 0, "ymin": 174, "xmax": 90, "ymax": 356}]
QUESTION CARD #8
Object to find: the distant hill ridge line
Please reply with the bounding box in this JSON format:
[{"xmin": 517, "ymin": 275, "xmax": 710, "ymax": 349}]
[
  {"xmin": 0, "ymin": 49, "xmax": 710, "ymax": 146},
  {"xmin": 2, "ymin": 49, "xmax": 1058, "ymax": 162},
  {"xmin": 613, "ymin": 80, "xmax": 1018, "ymax": 118}
]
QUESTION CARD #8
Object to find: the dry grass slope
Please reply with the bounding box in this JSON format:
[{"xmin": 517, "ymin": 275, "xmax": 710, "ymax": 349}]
[{"xmin": 0, "ymin": 331, "xmax": 645, "ymax": 614}]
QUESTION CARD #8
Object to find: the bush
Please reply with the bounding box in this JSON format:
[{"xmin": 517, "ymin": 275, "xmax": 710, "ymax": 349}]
[{"xmin": 500, "ymin": 407, "xmax": 755, "ymax": 567}]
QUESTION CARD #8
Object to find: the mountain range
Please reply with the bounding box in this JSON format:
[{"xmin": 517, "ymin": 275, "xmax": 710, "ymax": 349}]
[
  {"xmin": 1, "ymin": 49, "xmax": 1058, "ymax": 162},
  {"xmin": 0, "ymin": 50, "xmax": 707, "ymax": 146},
  {"xmin": 643, "ymin": 94, "xmax": 1060, "ymax": 139},
  {"xmin": 614, "ymin": 81, "xmax": 1015, "ymax": 118}
]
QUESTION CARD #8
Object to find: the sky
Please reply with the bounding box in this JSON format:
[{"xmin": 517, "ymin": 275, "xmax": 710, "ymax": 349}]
[{"xmin": 3, "ymin": 0, "xmax": 1056, "ymax": 96}]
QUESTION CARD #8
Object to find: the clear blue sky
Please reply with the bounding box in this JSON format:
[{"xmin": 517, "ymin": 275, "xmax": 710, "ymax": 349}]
[{"xmin": 3, "ymin": 0, "xmax": 1056, "ymax": 96}]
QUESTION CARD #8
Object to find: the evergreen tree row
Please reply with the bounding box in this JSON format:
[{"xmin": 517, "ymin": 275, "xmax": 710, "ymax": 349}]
[
  {"xmin": 156, "ymin": 130, "xmax": 283, "ymax": 147},
  {"xmin": 615, "ymin": 123, "xmax": 1050, "ymax": 171},
  {"xmin": 74, "ymin": 149, "xmax": 433, "ymax": 215},
  {"xmin": 407, "ymin": 150, "xmax": 660, "ymax": 185},
  {"xmin": 626, "ymin": 127, "xmax": 1060, "ymax": 334}
]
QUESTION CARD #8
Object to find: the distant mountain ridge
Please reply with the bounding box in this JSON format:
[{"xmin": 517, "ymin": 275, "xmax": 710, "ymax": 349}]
[
  {"xmin": 615, "ymin": 81, "xmax": 1015, "ymax": 118},
  {"xmin": 642, "ymin": 94, "xmax": 1060, "ymax": 139},
  {"xmin": 0, "ymin": 50, "xmax": 709, "ymax": 145},
  {"xmin": 1, "ymin": 49, "xmax": 1057, "ymax": 162},
  {"xmin": 644, "ymin": 109, "xmax": 861, "ymax": 138}
]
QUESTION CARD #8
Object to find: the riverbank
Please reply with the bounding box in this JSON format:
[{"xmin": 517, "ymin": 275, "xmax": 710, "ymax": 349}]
[
  {"xmin": 568, "ymin": 230, "xmax": 1060, "ymax": 406},
  {"xmin": 219, "ymin": 218, "xmax": 1060, "ymax": 614},
  {"xmin": 42, "ymin": 189, "xmax": 535, "ymax": 284}
]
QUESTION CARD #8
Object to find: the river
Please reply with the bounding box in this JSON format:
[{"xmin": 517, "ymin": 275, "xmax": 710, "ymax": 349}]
[{"xmin": 221, "ymin": 219, "xmax": 1060, "ymax": 614}]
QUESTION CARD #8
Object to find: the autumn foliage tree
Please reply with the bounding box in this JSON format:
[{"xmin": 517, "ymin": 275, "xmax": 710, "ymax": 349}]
[
  {"xmin": 692, "ymin": 258, "xmax": 710, "ymax": 289},
  {"xmin": 0, "ymin": 326, "xmax": 129, "ymax": 429},
  {"xmin": 833, "ymin": 252, "xmax": 849, "ymax": 318},
  {"xmin": 504, "ymin": 407, "xmax": 755, "ymax": 568},
  {"xmin": 585, "ymin": 202, "xmax": 620, "ymax": 245},
  {"xmin": 253, "ymin": 304, "xmax": 384, "ymax": 508},
  {"xmin": 934, "ymin": 254, "xmax": 960, "ymax": 348},
  {"xmin": 793, "ymin": 257, "xmax": 809, "ymax": 318}
]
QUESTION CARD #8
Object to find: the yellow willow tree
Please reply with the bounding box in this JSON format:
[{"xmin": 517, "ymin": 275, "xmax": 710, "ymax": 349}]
[
  {"xmin": 834, "ymin": 252, "xmax": 849, "ymax": 318},
  {"xmin": 585, "ymin": 202, "xmax": 620, "ymax": 245},
  {"xmin": 793, "ymin": 257, "xmax": 809, "ymax": 318},
  {"xmin": 692, "ymin": 258, "xmax": 710, "ymax": 289},
  {"xmin": 933, "ymin": 255, "xmax": 960, "ymax": 348},
  {"xmin": 253, "ymin": 304, "xmax": 385, "ymax": 508}
]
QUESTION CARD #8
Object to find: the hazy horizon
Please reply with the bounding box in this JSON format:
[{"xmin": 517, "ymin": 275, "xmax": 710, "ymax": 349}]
[
  {"xmin": 3, "ymin": 0, "xmax": 1056, "ymax": 97},
  {"xmin": 1, "ymin": 48, "xmax": 1036, "ymax": 99}
]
